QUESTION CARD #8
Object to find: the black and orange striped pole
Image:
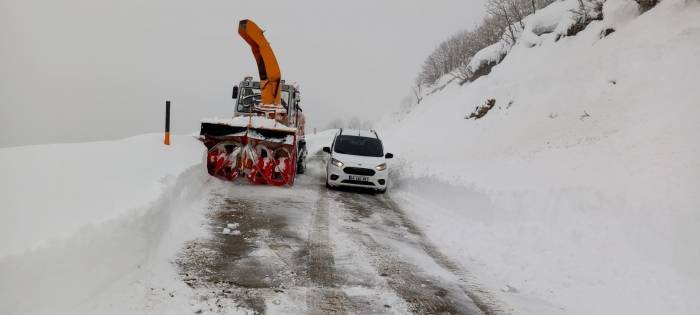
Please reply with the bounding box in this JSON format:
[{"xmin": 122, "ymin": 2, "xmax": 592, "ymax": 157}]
[{"xmin": 164, "ymin": 100, "xmax": 171, "ymax": 145}]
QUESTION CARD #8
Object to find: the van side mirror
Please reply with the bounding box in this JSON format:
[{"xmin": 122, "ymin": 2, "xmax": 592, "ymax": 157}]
[
  {"xmin": 385, "ymin": 153, "xmax": 393, "ymax": 159},
  {"xmin": 322, "ymin": 147, "xmax": 331, "ymax": 154},
  {"xmin": 232, "ymin": 86, "xmax": 239, "ymax": 99}
]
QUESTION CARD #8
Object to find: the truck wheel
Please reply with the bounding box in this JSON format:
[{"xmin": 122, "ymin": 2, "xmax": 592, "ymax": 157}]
[{"xmin": 296, "ymin": 158, "xmax": 306, "ymax": 174}]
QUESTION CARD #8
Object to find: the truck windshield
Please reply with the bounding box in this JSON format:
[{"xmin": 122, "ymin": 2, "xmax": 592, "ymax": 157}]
[
  {"xmin": 333, "ymin": 135, "xmax": 383, "ymax": 157},
  {"xmin": 237, "ymin": 87, "xmax": 291, "ymax": 113}
]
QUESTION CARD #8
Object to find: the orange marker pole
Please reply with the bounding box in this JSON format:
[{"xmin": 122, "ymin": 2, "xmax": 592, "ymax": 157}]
[{"xmin": 164, "ymin": 100, "xmax": 171, "ymax": 145}]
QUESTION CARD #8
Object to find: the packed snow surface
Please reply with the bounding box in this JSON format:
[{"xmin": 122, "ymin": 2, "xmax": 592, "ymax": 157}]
[{"xmin": 383, "ymin": 0, "xmax": 700, "ymax": 314}]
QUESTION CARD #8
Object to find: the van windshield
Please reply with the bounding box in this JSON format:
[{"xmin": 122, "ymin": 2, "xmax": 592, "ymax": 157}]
[{"xmin": 333, "ymin": 135, "xmax": 383, "ymax": 157}]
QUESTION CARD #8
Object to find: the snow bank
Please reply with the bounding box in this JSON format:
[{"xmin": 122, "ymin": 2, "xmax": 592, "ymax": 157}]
[
  {"xmin": 0, "ymin": 134, "xmax": 215, "ymax": 314},
  {"xmin": 385, "ymin": 0, "xmax": 700, "ymax": 314},
  {"xmin": 0, "ymin": 134, "xmax": 203, "ymax": 259}
]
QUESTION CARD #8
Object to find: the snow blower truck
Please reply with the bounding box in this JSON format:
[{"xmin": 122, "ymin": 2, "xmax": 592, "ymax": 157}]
[{"xmin": 199, "ymin": 19, "xmax": 307, "ymax": 186}]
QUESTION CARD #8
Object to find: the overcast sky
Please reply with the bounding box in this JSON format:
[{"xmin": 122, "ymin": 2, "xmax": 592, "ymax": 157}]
[{"xmin": 0, "ymin": 0, "xmax": 486, "ymax": 147}]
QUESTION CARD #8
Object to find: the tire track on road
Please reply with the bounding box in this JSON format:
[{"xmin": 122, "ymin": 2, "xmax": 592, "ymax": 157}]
[
  {"xmin": 376, "ymin": 195, "xmax": 505, "ymax": 315},
  {"xmin": 332, "ymin": 190, "xmax": 493, "ymax": 315},
  {"xmin": 306, "ymin": 188, "xmax": 350, "ymax": 315}
]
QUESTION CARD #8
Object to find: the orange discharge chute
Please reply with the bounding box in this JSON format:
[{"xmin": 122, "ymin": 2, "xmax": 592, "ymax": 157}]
[{"xmin": 238, "ymin": 19, "xmax": 282, "ymax": 107}]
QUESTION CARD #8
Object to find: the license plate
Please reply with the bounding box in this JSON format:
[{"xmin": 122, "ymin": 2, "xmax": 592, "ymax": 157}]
[{"xmin": 348, "ymin": 175, "xmax": 369, "ymax": 182}]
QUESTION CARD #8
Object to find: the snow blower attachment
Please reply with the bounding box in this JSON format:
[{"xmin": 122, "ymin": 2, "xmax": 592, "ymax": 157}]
[{"xmin": 199, "ymin": 20, "xmax": 307, "ymax": 186}]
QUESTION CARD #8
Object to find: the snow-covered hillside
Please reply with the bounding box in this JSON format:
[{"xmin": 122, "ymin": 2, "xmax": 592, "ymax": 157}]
[{"xmin": 383, "ymin": 0, "xmax": 700, "ymax": 314}]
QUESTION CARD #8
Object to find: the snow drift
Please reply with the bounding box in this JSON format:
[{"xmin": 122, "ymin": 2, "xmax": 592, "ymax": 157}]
[
  {"xmin": 0, "ymin": 134, "xmax": 212, "ymax": 314},
  {"xmin": 0, "ymin": 134, "xmax": 202, "ymax": 258},
  {"xmin": 384, "ymin": 0, "xmax": 700, "ymax": 314}
]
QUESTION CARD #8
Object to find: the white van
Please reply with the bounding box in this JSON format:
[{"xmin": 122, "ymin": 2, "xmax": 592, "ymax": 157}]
[{"xmin": 323, "ymin": 129, "xmax": 393, "ymax": 193}]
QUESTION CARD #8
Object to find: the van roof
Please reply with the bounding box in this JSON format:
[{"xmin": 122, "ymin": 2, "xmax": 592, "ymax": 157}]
[{"xmin": 338, "ymin": 129, "xmax": 378, "ymax": 139}]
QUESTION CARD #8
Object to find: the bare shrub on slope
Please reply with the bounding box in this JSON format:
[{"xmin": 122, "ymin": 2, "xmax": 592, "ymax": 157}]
[
  {"xmin": 415, "ymin": 0, "xmax": 556, "ymax": 88},
  {"xmin": 567, "ymin": 0, "xmax": 604, "ymax": 36}
]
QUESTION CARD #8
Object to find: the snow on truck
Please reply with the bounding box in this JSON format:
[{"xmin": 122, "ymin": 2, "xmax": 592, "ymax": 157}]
[{"xmin": 199, "ymin": 20, "xmax": 307, "ymax": 186}]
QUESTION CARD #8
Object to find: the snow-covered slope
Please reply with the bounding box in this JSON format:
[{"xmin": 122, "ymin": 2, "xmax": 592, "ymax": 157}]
[{"xmin": 383, "ymin": 0, "xmax": 700, "ymax": 314}]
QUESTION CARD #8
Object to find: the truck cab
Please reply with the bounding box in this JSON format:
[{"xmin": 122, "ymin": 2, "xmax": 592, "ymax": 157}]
[{"xmin": 232, "ymin": 76, "xmax": 304, "ymax": 129}]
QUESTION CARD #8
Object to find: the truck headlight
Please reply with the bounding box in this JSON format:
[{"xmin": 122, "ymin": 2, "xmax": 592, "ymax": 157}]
[
  {"xmin": 375, "ymin": 163, "xmax": 387, "ymax": 171},
  {"xmin": 331, "ymin": 158, "xmax": 344, "ymax": 168}
]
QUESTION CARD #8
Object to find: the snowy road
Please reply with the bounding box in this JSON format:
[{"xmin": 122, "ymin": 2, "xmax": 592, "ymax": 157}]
[{"xmin": 175, "ymin": 157, "xmax": 491, "ymax": 314}]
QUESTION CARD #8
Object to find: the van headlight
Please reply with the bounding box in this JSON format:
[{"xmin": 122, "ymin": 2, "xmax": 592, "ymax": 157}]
[
  {"xmin": 331, "ymin": 158, "xmax": 344, "ymax": 168},
  {"xmin": 375, "ymin": 163, "xmax": 387, "ymax": 171}
]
